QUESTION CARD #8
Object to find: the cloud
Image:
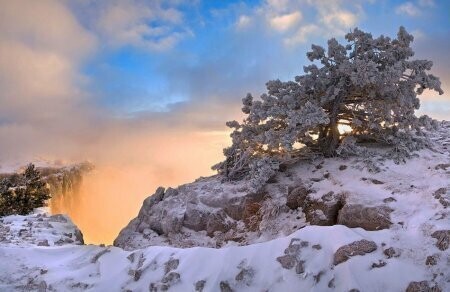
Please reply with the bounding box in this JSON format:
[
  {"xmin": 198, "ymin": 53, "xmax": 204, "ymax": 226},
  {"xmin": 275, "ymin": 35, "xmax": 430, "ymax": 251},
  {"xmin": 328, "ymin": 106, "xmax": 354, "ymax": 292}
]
[
  {"xmin": 238, "ymin": 0, "xmax": 363, "ymax": 47},
  {"xmin": 270, "ymin": 11, "xmax": 302, "ymax": 31},
  {"xmin": 81, "ymin": 0, "xmax": 192, "ymax": 51},
  {"xmin": 0, "ymin": 0, "xmax": 97, "ymax": 125},
  {"xmin": 396, "ymin": 2, "xmax": 421, "ymax": 17},
  {"xmin": 284, "ymin": 24, "xmax": 319, "ymax": 45},
  {"xmin": 236, "ymin": 15, "xmax": 252, "ymax": 30}
]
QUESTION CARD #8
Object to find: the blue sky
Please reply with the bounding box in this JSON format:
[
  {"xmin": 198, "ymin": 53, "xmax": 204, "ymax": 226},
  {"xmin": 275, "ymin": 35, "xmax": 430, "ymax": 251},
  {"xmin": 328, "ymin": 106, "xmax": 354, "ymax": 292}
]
[{"xmin": 75, "ymin": 0, "xmax": 449, "ymax": 117}]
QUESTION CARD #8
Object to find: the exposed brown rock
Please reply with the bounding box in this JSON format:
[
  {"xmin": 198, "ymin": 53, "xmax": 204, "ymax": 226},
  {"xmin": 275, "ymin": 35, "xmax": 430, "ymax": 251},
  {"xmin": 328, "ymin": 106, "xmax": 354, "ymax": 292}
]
[
  {"xmin": 383, "ymin": 247, "xmax": 401, "ymax": 259},
  {"xmin": 425, "ymin": 255, "xmax": 438, "ymax": 266},
  {"xmin": 431, "ymin": 230, "xmax": 449, "ymax": 251},
  {"xmin": 304, "ymin": 192, "xmax": 344, "ymax": 226},
  {"xmin": 337, "ymin": 204, "xmax": 393, "ymax": 231},
  {"xmin": 286, "ymin": 186, "xmax": 310, "ymax": 210},
  {"xmin": 333, "ymin": 239, "xmax": 377, "ymax": 265},
  {"xmin": 276, "ymin": 254, "xmax": 297, "ymax": 269}
]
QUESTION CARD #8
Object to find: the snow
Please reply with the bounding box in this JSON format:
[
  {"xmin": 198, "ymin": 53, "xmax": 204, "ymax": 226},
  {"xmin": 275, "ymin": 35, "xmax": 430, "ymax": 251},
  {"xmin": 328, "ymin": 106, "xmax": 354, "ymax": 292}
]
[
  {"xmin": 0, "ymin": 222, "xmax": 447, "ymax": 291},
  {"xmin": 0, "ymin": 122, "xmax": 449, "ymax": 291}
]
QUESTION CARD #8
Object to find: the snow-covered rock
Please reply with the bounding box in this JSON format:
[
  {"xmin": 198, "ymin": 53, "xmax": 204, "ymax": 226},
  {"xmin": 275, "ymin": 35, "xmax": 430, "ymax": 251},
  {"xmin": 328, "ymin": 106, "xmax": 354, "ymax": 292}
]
[{"xmin": 0, "ymin": 209, "xmax": 84, "ymax": 247}]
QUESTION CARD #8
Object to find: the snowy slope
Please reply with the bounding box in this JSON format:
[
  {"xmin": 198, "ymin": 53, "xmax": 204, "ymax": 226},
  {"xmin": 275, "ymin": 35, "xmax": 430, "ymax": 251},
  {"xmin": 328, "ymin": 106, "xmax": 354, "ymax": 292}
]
[
  {"xmin": 1, "ymin": 223, "xmax": 447, "ymax": 292},
  {"xmin": 0, "ymin": 122, "xmax": 449, "ymax": 291}
]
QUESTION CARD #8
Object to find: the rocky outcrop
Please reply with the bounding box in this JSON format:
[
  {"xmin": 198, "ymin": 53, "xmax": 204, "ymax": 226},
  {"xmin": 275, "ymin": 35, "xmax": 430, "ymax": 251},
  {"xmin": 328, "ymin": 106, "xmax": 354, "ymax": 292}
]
[
  {"xmin": 337, "ymin": 204, "xmax": 393, "ymax": 231},
  {"xmin": 114, "ymin": 181, "xmax": 272, "ymax": 249},
  {"xmin": 333, "ymin": 239, "xmax": 377, "ymax": 265}
]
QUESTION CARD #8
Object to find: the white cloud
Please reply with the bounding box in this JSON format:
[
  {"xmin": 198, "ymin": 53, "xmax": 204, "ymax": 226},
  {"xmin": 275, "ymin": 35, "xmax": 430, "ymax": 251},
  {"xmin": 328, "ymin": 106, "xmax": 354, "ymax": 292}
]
[
  {"xmin": 284, "ymin": 24, "xmax": 319, "ymax": 45},
  {"xmin": 321, "ymin": 11, "xmax": 358, "ymax": 28},
  {"xmin": 236, "ymin": 15, "xmax": 252, "ymax": 30},
  {"xmin": 93, "ymin": 0, "xmax": 191, "ymax": 51},
  {"xmin": 0, "ymin": 0, "xmax": 97, "ymax": 122},
  {"xmin": 270, "ymin": 11, "xmax": 302, "ymax": 31},
  {"xmin": 396, "ymin": 2, "xmax": 421, "ymax": 17}
]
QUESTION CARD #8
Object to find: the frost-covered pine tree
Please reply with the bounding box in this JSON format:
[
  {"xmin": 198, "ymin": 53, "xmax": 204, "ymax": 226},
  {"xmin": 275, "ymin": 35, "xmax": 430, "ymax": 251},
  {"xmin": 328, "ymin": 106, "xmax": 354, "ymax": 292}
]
[{"xmin": 213, "ymin": 27, "xmax": 443, "ymax": 188}]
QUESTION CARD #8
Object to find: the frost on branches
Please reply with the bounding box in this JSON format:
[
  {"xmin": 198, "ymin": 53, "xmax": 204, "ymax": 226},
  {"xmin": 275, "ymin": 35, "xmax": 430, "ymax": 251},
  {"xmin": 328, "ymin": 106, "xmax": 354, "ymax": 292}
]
[{"xmin": 213, "ymin": 27, "xmax": 443, "ymax": 189}]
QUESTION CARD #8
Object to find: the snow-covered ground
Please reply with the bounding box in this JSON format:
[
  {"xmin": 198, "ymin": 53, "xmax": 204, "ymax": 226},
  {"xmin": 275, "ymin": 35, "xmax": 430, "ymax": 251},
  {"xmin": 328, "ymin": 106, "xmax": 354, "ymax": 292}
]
[{"xmin": 0, "ymin": 123, "xmax": 449, "ymax": 291}]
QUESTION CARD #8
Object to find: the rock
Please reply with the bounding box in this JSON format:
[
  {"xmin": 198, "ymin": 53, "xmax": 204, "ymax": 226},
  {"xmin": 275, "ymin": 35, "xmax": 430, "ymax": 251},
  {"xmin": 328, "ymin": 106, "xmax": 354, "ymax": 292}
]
[
  {"xmin": 37, "ymin": 240, "xmax": 49, "ymax": 246},
  {"xmin": 48, "ymin": 214, "xmax": 67, "ymax": 223},
  {"xmin": 383, "ymin": 247, "xmax": 400, "ymax": 258},
  {"xmin": 383, "ymin": 197, "xmax": 397, "ymax": 203},
  {"xmin": 164, "ymin": 258, "xmax": 179, "ymax": 274},
  {"xmin": 206, "ymin": 210, "xmax": 233, "ymax": 236},
  {"xmin": 161, "ymin": 272, "xmax": 180, "ymax": 285},
  {"xmin": 337, "ymin": 204, "xmax": 393, "ymax": 231},
  {"xmin": 235, "ymin": 267, "xmax": 254, "ymax": 285},
  {"xmin": 434, "ymin": 163, "xmax": 450, "ymax": 170},
  {"xmin": 219, "ymin": 281, "xmax": 234, "ymax": 292},
  {"xmin": 142, "ymin": 187, "xmax": 165, "ymax": 210},
  {"xmin": 431, "ymin": 230, "xmax": 449, "ymax": 251},
  {"xmin": 405, "ymin": 281, "xmax": 441, "ymax": 292},
  {"xmin": 276, "ymin": 255, "xmax": 297, "ymax": 269},
  {"xmin": 314, "ymin": 270, "xmax": 324, "ymax": 283},
  {"xmin": 312, "ymin": 244, "xmax": 322, "ymax": 250},
  {"xmin": 286, "ymin": 186, "xmax": 310, "ymax": 210},
  {"xmin": 163, "ymin": 187, "xmax": 178, "ymax": 199},
  {"xmin": 295, "ymin": 260, "xmax": 305, "ymax": 274},
  {"xmin": 333, "ymin": 239, "xmax": 377, "ymax": 265},
  {"xmin": 195, "ymin": 280, "xmax": 206, "ymax": 292},
  {"xmin": 371, "ymin": 260, "xmax": 387, "ymax": 268},
  {"xmin": 304, "ymin": 192, "xmax": 344, "ymax": 226},
  {"xmin": 369, "ymin": 179, "xmax": 384, "ymax": 185},
  {"xmin": 183, "ymin": 205, "xmax": 208, "ymax": 232},
  {"xmin": 433, "ymin": 188, "xmax": 449, "ymax": 207},
  {"xmin": 425, "ymin": 255, "xmax": 438, "ymax": 266},
  {"xmin": 339, "ymin": 165, "xmax": 347, "ymax": 171}
]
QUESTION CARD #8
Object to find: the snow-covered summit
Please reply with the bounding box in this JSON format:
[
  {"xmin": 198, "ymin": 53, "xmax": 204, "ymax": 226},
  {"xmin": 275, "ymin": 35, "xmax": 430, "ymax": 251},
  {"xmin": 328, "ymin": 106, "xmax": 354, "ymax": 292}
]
[{"xmin": 0, "ymin": 122, "xmax": 449, "ymax": 291}]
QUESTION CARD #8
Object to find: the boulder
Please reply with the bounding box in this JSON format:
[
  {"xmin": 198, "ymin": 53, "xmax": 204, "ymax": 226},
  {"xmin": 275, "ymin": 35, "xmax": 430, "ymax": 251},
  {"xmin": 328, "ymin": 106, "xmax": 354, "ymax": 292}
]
[
  {"xmin": 304, "ymin": 192, "xmax": 344, "ymax": 226},
  {"xmin": 431, "ymin": 230, "xmax": 449, "ymax": 251},
  {"xmin": 206, "ymin": 210, "xmax": 233, "ymax": 236},
  {"xmin": 333, "ymin": 239, "xmax": 377, "ymax": 265},
  {"xmin": 223, "ymin": 192, "xmax": 265, "ymax": 221},
  {"xmin": 286, "ymin": 186, "xmax": 310, "ymax": 210},
  {"xmin": 183, "ymin": 204, "xmax": 208, "ymax": 232},
  {"xmin": 337, "ymin": 204, "xmax": 393, "ymax": 231}
]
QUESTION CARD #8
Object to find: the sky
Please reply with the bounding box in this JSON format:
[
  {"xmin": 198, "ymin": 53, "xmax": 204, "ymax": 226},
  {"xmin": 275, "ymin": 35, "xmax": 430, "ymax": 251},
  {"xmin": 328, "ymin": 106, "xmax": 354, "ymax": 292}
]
[{"xmin": 0, "ymin": 0, "xmax": 449, "ymax": 243}]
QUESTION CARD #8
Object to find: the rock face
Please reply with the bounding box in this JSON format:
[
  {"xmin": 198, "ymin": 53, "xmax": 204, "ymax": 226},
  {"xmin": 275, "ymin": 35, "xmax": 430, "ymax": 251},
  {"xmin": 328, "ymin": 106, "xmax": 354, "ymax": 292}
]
[
  {"xmin": 333, "ymin": 240, "xmax": 377, "ymax": 265},
  {"xmin": 337, "ymin": 204, "xmax": 393, "ymax": 231},
  {"xmin": 113, "ymin": 180, "xmax": 274, "ymax": 249}
]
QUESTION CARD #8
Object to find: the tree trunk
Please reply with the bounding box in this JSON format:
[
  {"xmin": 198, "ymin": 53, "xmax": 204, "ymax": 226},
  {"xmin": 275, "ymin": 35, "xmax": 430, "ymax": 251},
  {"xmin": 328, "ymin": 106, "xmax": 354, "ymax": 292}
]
[{"xmin": 321, "ymin": 95, "xmax": 343, "ymax": 157}]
